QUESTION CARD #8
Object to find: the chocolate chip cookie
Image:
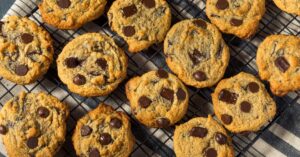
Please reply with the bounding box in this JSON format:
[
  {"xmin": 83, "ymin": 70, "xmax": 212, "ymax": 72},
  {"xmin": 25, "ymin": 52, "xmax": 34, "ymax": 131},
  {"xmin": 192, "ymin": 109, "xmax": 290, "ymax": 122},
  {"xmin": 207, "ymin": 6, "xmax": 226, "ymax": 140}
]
[
  {"xmin": 164, "ymin": 19, "xmax": 230, "ymax": 88},
  {"xmin": 257, "ymin": 35, "xmax": 300, "ymax": 96},
  {"xmin": 107, "ymin": 0, "xmax": 172, "ymax": 53},
  {"xmin": 206, "ymin": 0, "xmax": 266, "ymax": 39},
  {"xmin": 273, "ymin": 0, "xmax": 300, "ymax": 16},
  {"xmin": 174, "ymin": 115, "xmax": 234, "ymax": 157},
  {"xmin": 57, "ymin": 33, "xmax": 127, "ymax": 97},
  {"xmin": 72, "ymin": 104, "xmax": 135, "ymax": 157},
  {"xmin": 125, "ymin": 70, "xmax": 189, "ymax": 128},
  {"xmin": 0, "ymin": 16, "xmax": 54, "ymax": 85},
  {"xmin": 39, "ymin": 0, "xmax": 107, "ymax": 29},
  {"xmin": 0, "ymin": 91, "xmax": 69, "ymax": 157},
  {"xmin": 212, "ymin": 72, "xmax": 276, "ymax": 133}
]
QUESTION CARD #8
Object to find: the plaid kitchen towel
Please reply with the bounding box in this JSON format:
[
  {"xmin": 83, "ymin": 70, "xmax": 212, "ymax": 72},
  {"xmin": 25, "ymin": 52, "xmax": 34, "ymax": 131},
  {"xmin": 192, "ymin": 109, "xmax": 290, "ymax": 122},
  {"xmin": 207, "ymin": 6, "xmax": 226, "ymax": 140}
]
[{"xmin": 0, "ymin": 0, "xmax": 300, "ymax": 157}]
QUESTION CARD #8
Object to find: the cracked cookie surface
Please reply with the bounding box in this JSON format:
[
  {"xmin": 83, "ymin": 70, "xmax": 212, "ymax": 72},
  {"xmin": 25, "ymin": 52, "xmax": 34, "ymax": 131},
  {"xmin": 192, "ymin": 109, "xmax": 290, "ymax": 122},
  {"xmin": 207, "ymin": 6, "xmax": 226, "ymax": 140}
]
[
  {"xmin": 206, "ymin": 0, "xmax": 265, "ymax": 39},
  {"xmin": 0, "ymin": 92, "xmax": 69, "ymax": 157},
  {"xmin": 212, "ymin": 72, "xmax": 276, "ymax": 133},
  {"xmin": 174, "ymin": 115, "xmax": 234, "ymax": 157},
  {"xmin": 164, "ymin": 19, "xmax": 230, "ymax": 88},
  {"xmin": 0, "ymin": 16, "xmax": 54, "ymax": 85},
  {"xmin": 39, "ymin": 0, "xmax": 107, "ymax": 29},
  {"xmin": 107, "ymin": 0, "xmax": 171, "ymax": 53},
  {"xmin": 57, "ymin": 33, "xmax": 127, "ymax": 97},
  {"xmin": 273, "ymin": 0, "xmax": 300, "ymax": 16},
  {"xmin": 126, "ymin": 70, "xmax": 189, "ymax": 128},
  {"xmin": 257, "ymin": 35, "xmax": 300, "ymax": 96},
  {"xmin": 72, "ymin": 104, "xmax": 135, "ymax": 157}
]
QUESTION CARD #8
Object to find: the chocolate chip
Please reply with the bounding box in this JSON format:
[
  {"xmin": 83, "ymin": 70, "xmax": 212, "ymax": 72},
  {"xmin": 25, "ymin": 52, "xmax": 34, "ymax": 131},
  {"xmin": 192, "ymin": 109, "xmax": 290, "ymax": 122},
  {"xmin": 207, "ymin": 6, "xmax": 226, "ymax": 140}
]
[
  {"xmin": 110, "ymin": 118, "xmax": 122, "ymax": 129},
  {"xmin": 160, "ymin": 88, "xmax": 174, "ymax": 102},
  {"xmin": 99, "ymin": 133, "xmax": 112, "ymax": 145},
  {"xmin": 15, "ymin": 64, "xmax": 28, "ymax": 76},
  {"xmin": 275, "ymin": 56, "xmax": 290, "ymax": 72},
  {"xmin": 0, "ymin": 21, "xmax": 4, "ymax": 33},
  {"xmin": 205, "ymin": 148, "xmax": 217, "ymax": 157},
  {"xmin": 27, "ymin": 137, "xmax": 38, "ymax": 149},
  {"xmin": 47, "ymin": 46, "xmax": 52, "ymax": 52},
  {"xmin": 189, "ymin": 49, "xmax": 205, "ymax": 65},
  {"xmin": 81, "ymin": 125, "xmax": 92, "ymax": 136},
  {"xmin": 157, "ymin": 69, "xmax": 168, "ymax": 78},
  {"xmin": 215, "ymin": 132, "xmax": 227, "ymax": 145},
  {"xmin": 138, "ymin": 96, "xmax": 152, "ymax": 108},
  {"xmin": 96, "ymin": 58, "xmax": 107, "ymax": 70},
  {"xmin": 247, "ymin": 82, "xmax": 259, "ymax": 93},
  {"xmin": 156, "ymin": 118, "xmax": 170, "ymax": 128},
  {"xmin": 176, "ymin": 88, "xmax": 186, "ymax": 100},
  {"xmin": 89, "ymin": 148, "xmax": 100, "ymax": 157},
  {"xmin": 21, "ymin": 33, "xmax": 33, "ymax": 44},
  {"xmin": 221, "ymin": 114, "xmax": 232, "ymax": 125},
  {"xmin": 37, "ymin": 107, "xmax": 49, "ymax": 118},
  {"xmin": 240, "ymin": 101, "xmax": 251, "ymax": 113},
  {"xmin": 218, "ymin": 89, "xmax": 238, "ymax": 104},
  {"xmin": 123, "ymin": 26, "xmax": 135, "ymax": 37},
  {"xmin": 193, "ymin": 71, "xmax": 207, "ymax": 81},
  {"xmin": 65, "ymin": 57, "xmax": 80, "ymax": 68},
  {"xmin": 142, "ymin": 0, "xmax": 156, "ymax": 8},
  {"xmin": 0, "ymin": 125, "xmax": 7, "ymax": 135},
  {"xmin": 216, "ymin": 0, "xmax": 229, "ymax": 10},
  {"xmin": 73, "ymin": 74, "xmax": 86, "ymax": 85},
  {"xmin": 189, "ymin": 127, "xmax": 208, "ymax": 138},
  {"xmin": 57, "ymin": 0, "xmax": 71, "ymax": 9},
  {"xmin": 230, "ymin": 18, "xmax": 243, "ymax": 26},
  {"xmin": 193, "ymin": 20, "xmax": 207, "ymax": 29},
  {"xmin": 27, "ymin": 50, "xmax": 41, "ymax": 56},
  {"xmin": 122, "ymin": 5, "xmax": 137, "ymax": 18}
]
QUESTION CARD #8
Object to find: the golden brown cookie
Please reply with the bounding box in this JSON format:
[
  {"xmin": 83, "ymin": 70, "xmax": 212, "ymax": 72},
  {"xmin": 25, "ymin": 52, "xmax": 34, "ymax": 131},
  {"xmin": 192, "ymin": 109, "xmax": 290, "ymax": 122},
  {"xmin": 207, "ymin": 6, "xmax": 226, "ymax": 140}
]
[{"xmin": 273, "ymin": 0, "xmax": 300, "ymax": 16}]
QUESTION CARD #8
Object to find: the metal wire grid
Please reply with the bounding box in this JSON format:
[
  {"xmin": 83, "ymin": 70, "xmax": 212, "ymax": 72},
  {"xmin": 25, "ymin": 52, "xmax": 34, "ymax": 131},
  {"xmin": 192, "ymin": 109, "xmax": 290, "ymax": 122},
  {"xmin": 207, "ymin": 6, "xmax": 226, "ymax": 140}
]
[{"xmin": 0, "ymin": 0, "xmax": 299, "ymax": 156}]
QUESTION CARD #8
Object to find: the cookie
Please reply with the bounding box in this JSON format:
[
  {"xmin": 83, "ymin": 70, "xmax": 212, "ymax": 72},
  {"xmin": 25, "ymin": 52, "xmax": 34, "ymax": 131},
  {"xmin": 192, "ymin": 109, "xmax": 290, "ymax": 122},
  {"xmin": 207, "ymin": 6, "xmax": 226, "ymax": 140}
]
[
  {"xmin": 39, "ymin": 0, "xmax": 107, "ymax": 29},
  {"xmin": 72, "ymin": 104, "xmax": 135, "ymax": 157},
  {"xmin": 273, "ymin": 0, "xmax": 300, "ymax": 16},
  {"xmin": 57, "ymin": 33, "xmax": 127, "ymax": 97},
  {"xmin": 257, "ymin": 35, "xmax": 300, "ymax": 96},
  {"xmin": 0, "ymin": 91, "xmax": 69, "ymax": 157},
  {"xmin": 125, "ymin": 70, "xmax": 189, "ymax": 128},
  {"xmin": 212, "ymin": 72, "xmax": 276, "ymax": 133},
  {"xmin": 164, "ymin": 19, "xmax": 230, "ymax": 88},
  {"xmin": 174, "ymin": 115, "xmax": 234, "ymax": 157},
  {"xmin": 0, "ymin": 16, "xmax": 54, "ymax": 85},
  {"xmin": 107, "ymin": 0, "xmax": 172, "ymax": 53},
  {"xmin": 206, "ymin": 0, "xmax": 265, "ymax": 39}
]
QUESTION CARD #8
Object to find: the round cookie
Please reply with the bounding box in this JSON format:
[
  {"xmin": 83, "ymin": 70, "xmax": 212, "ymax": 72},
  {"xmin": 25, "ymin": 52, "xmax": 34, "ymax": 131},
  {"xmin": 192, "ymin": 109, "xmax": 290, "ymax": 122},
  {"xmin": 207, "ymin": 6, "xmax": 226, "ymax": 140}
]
[
  {"xmin": 212, "ymin": 72, "xmax": 276, "ymax": 133},
  {"xmin": 273, "ymin": 0, "xmax": 300, "ymax": 16},
  {"xmin": 57, "ymin": 33, "xmax": 127, "ymax": 97},
  {"xmin": 125, "ymin": 70, "xmax": 189, "ymax": 128},
  {"xmin": 39, "ymin": 0, "xmax": 107, "ymax": 29},
  {"xmin": 0, "ymin": 16, "xmax": 54, "ymax": 85},
  {"xmin": 107, "ymin": 0, "xmax": 172, "ymax": 53},
  {"xmin": 0, "ymin": 91, "xmax": 69, "ymax": 157},
  {"xmin": 174, "ymin": 115, "xmax": 234, "ymax": 157},
  {"xmin": 164, "ymin": 19, "xmax": 230, "ymax": 88},
  {"xmin": 257, "ymin": 35, "xmax": 300, "ymax": 96},
  {"xmin": 206, "ymin": 0, "xmax": 265, "ymax": 39},
  {"xmin": 72, "ymin": 104, "xmax": 135, "ymax": 157}
]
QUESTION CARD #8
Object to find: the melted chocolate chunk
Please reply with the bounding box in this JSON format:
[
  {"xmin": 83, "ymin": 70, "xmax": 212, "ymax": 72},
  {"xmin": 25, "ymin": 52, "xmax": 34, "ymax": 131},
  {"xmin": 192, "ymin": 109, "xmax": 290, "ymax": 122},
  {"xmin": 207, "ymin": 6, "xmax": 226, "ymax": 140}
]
[
  {"xmin": 218, "ymin": 89, "xmax": 238, "ymax": 104},
  {"xmin": 240, "ymin": 101, "xmax": 251, "ymax": 113},
  {"xmin": 99, "ymin": 133, "xmax": 112, "ymax": 145},
  {"xmin": 73, "ymin": 74, "xmax": 86, "ymax": 85},
  {"xmin": 142, "ymin": 0, "xmax": 156, "ymax": 8},
  {"xmin": 176, "ymin": 88, "xmax": 186, "ymax": 100},
  {"xmin": 157, "ymin": 69, "xmax": 168, "ymax": 78},
  {"xmin": 110, "ymin": 118, "xmax": 122, "ymax": 129},
  {"xmin": 156, "ymin": 118, "xmax": 170, "ymax": 128},
  {"xmin": 193, "ymin": 71, "xmax": 207, "ymax": 81},
  {"xmin": 215, "ymin": 132, "xmax": 227, "ymax": 145},
  {"xmin": 138, "ymin": 96, "xmax": 152, "ymax": 108},
  {"xmin": 15, "ymin": 64, "xmax": 28, "ymax": 76},
  {"xmin": 96, "ymin": 58, "xmax": 107, "ymax": 70},
  {"xmin": 0, "ymin": 125, "xmax": 7, "ymax": 135},
  {"xmin": 47, "ymin": 46, "xmax": 52, "ymax": 52},
  {"xmin": 189, "ymin": 49, "xmax": 205, "ymax": 65},
  {"xmin": 65, "ymin": 57, "xmax": 80, "ymax": 68},
  {"xmin": 160, "ymin": 88, "xmax": 174, "ymax": 102},
  {"xmin": 205, "ymin": 148, "xmax": 217, "ymax": 157},
  {"xmin": 275, "ymin": 56, "xmax": 290, "ymax": 72},
  {"xmin": 37, "ymin": 107, "xmax": 49, "ymax": 118},
  {"xmin": 247, "ymin": 82, "xmax": 259, "ymax": 93},
  {"xmin": 123, "ymin": 26, "xmax": 135, "ymax": 37},
  {"xmin": 81, "ymin": 125, "xmax": 92, "ymax": 136},
  {"xmin": 122, "ymin": 5, "xmax": 137, "ymax": 18},
  {"xmin": 193, "ymin": 20, "xmax": 207, "ymax": 29},
  {"xmin": 221, "ymin": 114, "xmax": 232, "ymax": 125},
  {"xmin": 57, "ymin": 0, "xmax": 71, "ymax": 9},
  {"xmin": 21, "ymin": 33, "xmax": 33, "ymax": 44},
  {"xmin": 89, "ymin": 148, "xmax": 100, "ymax": 157},
  {"xmin": 230, "ymin": 18, "xmax": 243, "ymax": 26},
  {"xmin": 190, "ymin": 127, "xmax": 208, "ymax": 138},
  {"xmin": 27, "ymin": 137, "xmax": 38, "ymax": 149},
  {"xmin": 0, "ymin": 21, "xmax": 4, "ymax": 33},
  {"xmin": 216, "ymin": 0, "xmax": 229, "ymax": 10}
]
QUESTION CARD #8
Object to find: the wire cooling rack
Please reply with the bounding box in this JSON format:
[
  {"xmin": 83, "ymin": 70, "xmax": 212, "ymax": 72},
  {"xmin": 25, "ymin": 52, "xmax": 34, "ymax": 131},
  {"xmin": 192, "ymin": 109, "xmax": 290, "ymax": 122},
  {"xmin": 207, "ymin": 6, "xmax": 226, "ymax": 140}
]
[{"xmin": 0, "ymin": 0, "xmax": 300, "ymax": 156}]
